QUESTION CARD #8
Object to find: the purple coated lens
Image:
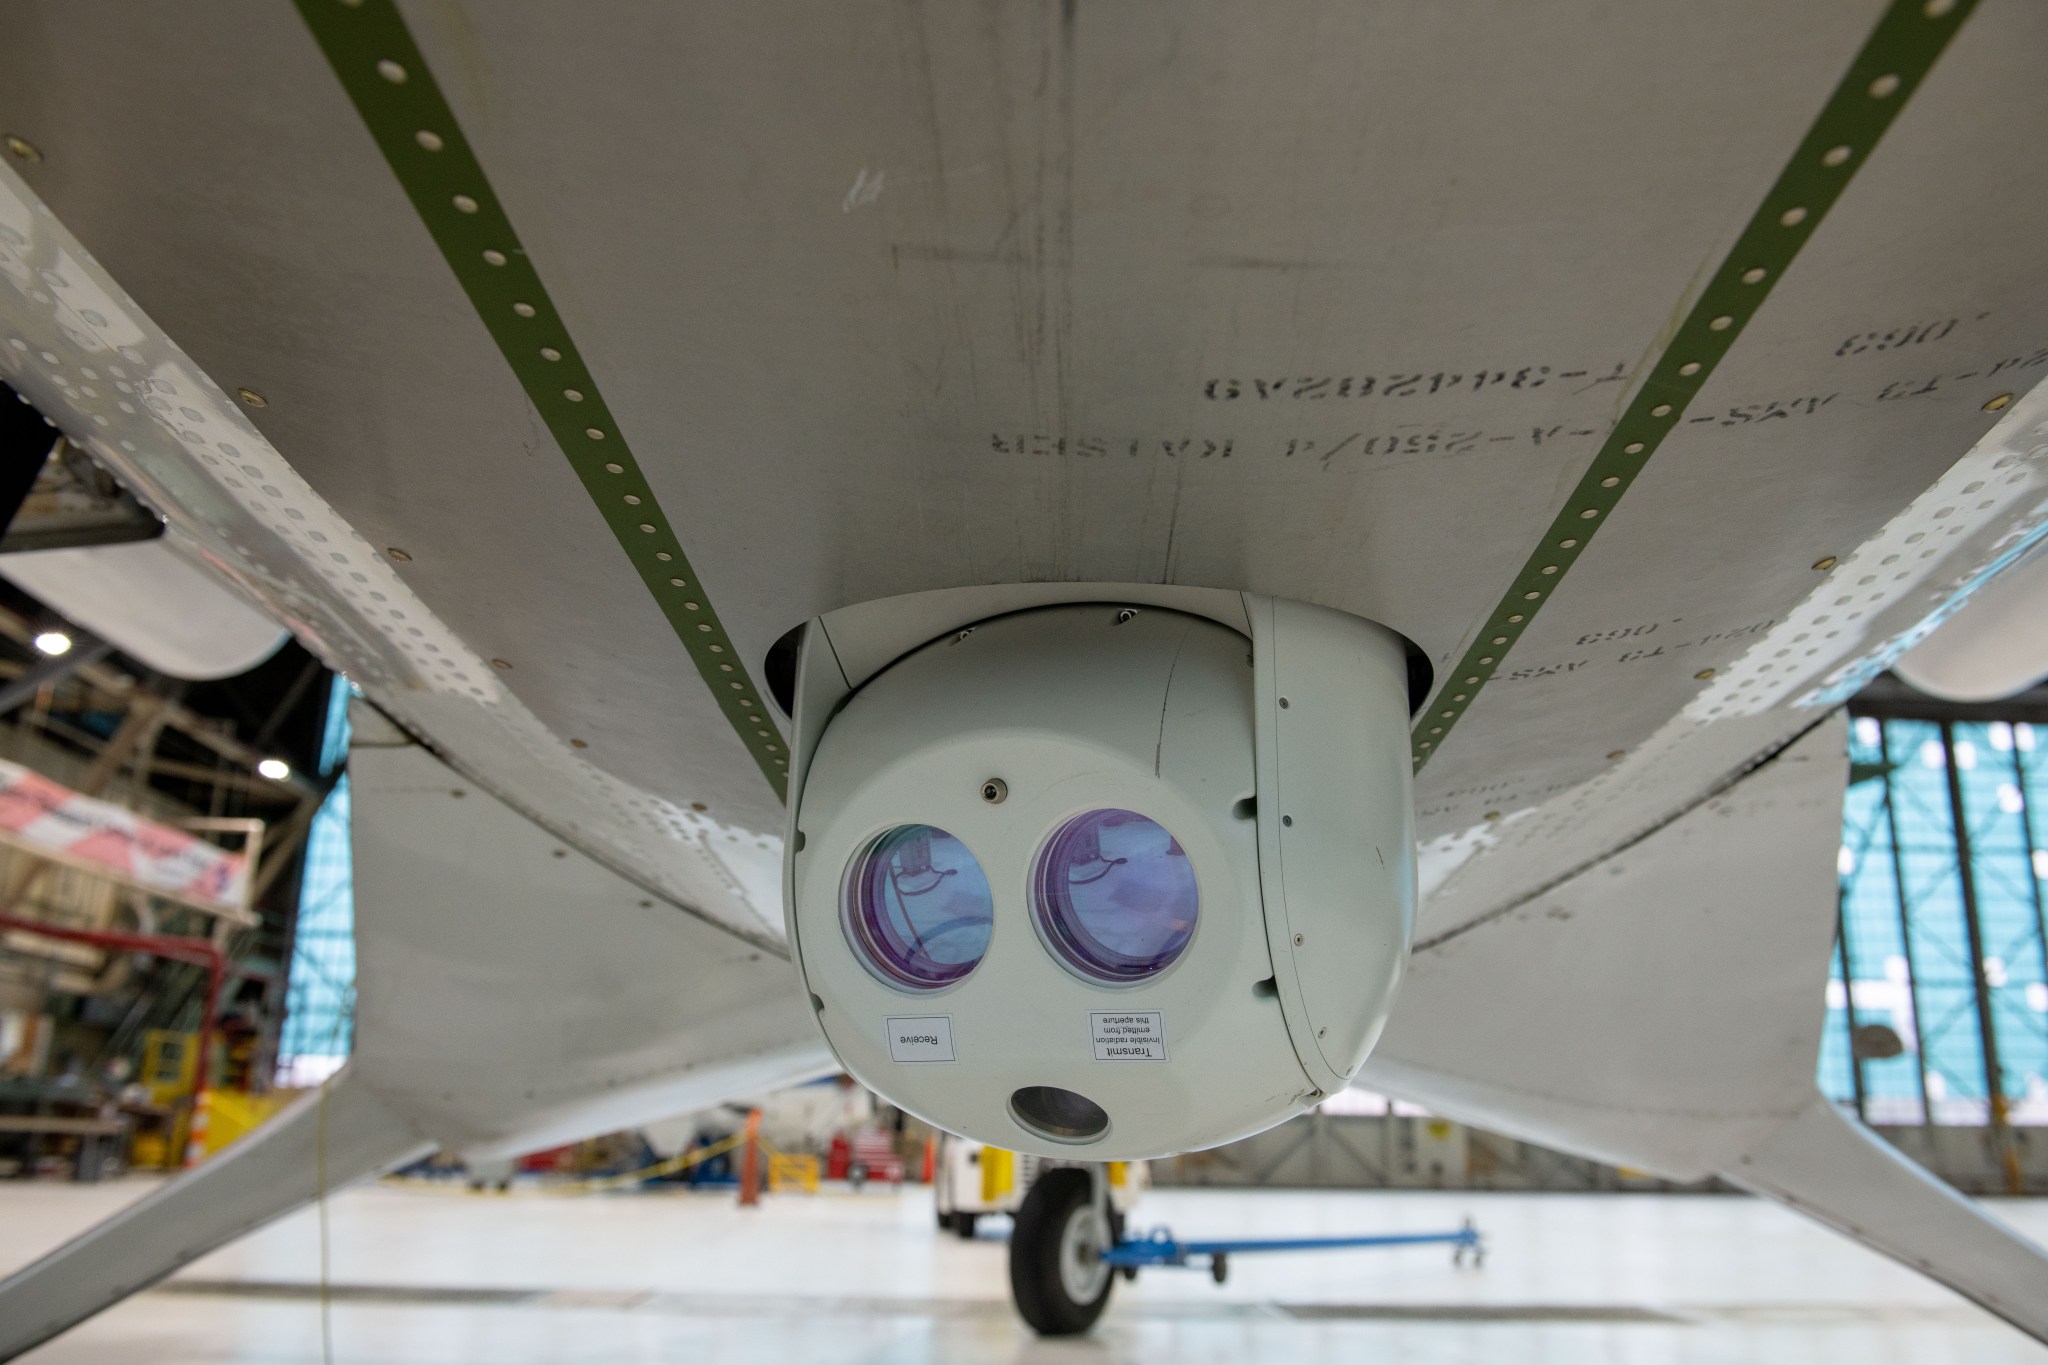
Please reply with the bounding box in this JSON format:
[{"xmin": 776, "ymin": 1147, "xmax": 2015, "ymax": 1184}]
[
  {"xmin": 842, "ymin": 824, "xmax": 994, "ymax": 990},
  {"xmin": 1032, "ymin": 809, "xmax": 1198, "ymax": 983}
]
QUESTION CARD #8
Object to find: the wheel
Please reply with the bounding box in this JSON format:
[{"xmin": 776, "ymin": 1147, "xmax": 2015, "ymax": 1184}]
[
  {"xmin": 952, "ymin": 1211, "xmax": 980, "ymax": 1240},
  {"xmin": 1008, "ymin": 1168, "xmax": 1113, "ymax": 1336}
]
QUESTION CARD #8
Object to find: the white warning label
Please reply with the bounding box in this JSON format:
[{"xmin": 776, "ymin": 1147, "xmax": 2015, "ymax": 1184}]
[
  {"xmin": 1090, "ymin": 1011, "xmax": 1168, "ymax": 1061},
  {"xmin": 886, "ymin": 1015, "xmax": 955, "ymax": 1063}
]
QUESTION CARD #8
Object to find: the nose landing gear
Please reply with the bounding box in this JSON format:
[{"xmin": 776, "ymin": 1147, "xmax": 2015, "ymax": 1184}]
[{"xmin": 1006, "ymin": 1166, "xmax": 1122, "ymax": 1335}]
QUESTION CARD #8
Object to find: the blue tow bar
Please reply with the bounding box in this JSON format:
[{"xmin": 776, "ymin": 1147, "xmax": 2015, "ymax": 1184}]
[{"xmin": 1098, "ymin": 1218, "xmax": 1483, "ymax": 1284}]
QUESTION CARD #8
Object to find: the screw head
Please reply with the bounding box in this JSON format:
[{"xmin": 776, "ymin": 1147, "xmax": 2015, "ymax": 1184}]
[
  {"xmin": 979, "ymin": 778, "xmax": 1007, "ymax": 805},
  {"xmin": 386, "ymin": 547, "xmax": 412, "ymax": 562},
  {"xmin": 1812, "ymin": 555, "xmax": 1838, "ymax": 572},
  {"xmin": 1292, "ymin": 934, "xmax": 1305, "ymax": 947},
  {"xmin": 1115, "ymin": 608, "xmax": 1138, "ymax": 624},
  {"xmin": 237, "ymin": 388, "xmax": 267, "ymax": 409},
  {"xmin": 1984, "ymin": 393, "xmax": 2013, "ymax": 412},
  {"xmin": 3, "ymin": 134, "xmax": 42, "ymax": 164},
  {"xmin": 1695, "ymin": 667, "xmax": 1717, "ymax": 681}
]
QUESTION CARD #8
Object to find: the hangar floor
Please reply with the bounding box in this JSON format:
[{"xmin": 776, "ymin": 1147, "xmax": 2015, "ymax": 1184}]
[{"xmin": 6, "ymin": 1180, "xmax": 2046, "ymax": 1363}]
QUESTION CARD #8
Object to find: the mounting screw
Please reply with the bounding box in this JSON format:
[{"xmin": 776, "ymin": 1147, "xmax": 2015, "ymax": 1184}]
[
  {"xmin": 1811, "ymin": 555, "xmax": 1838, "ymax": 571},
  {"xmin": 979, "ymin": 778, "xmax": 1007, "ymax": 804},
  {"xmin": 1115, "ymin": 608, "xmax": 1138, "ymax": 624},
  {"xmin": 237, "ymin": 388, "xmax": 268, "ymax": 409},
  {"xmin": 1292, "ymin": 934, "xmax": 1305, "ymax": 947},
  {"xmin": 1984, "ymin": 393, "xmax": 2013, "ymax": 412},
  {"xmin": 3, "ymin": 134, "xmax": 41, "ymax": 164},
  {"xmin": 386, "ymin": 547, "xmax": 412, "ymax": 562},
  {"xmin": 1695, "ymin": 667, "xmax": 1717, "ymax": 681}
]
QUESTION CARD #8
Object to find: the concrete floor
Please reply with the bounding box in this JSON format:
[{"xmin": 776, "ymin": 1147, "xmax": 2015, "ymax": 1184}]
[{"xmin": 5, "ymin": 1178, "xmax": 2047, "ymax": 1363}]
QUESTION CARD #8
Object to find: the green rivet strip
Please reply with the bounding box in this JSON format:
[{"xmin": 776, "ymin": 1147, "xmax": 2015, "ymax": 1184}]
[
  {"xmin": 1414, "ymin": 0, "xmax": 1976, "ymax": 771},
  {"xmin": 297, "ymin": 0, "xmax": 786, "ymax": 799}
]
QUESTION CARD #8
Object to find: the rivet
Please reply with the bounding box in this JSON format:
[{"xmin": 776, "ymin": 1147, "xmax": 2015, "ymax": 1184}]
[
  {"xmin": 1451, "ymin": 693, "xmax": 1467, "ymax": 702},
  {"xmin": 1984, "ymin": 393, "xmax": 2013, "ymax": 412},
  {"xmin": 3, "ymin": 134, "xmax": 42, "ymax": 164},
  {"xmin": 1695, "ymin": 667, "xmax": 1716, "ymax": 681},
  {"xmin": 1508, "ymin": 614, "xmax": 1524, "ymax": 623},
  {"xmin": 604, "ymin": 462, "xmax": 624, "ymax": 474},
  {"xmin": 719, "ymin": 663, "xmax": 734, "ymax": 671},
  {"xmin": 1579, "ymin": 508, "xmax": 1599, "ymax": 520},
  {"xmin": 570, "ymin": 738, "xmax": 588, "ymax": 749},
  {"xmin": 513, "ymin": 302, "xmax": 536, "ymax": 317},
  {"xmin": 710, "ymin": 644, "xmax": 724, "ymax": 653},
  {"xmin": 1478, "ymin": 656, "xmax": 1494, "ymax": 665},
  {"xmin": 1869, "ymin": 73, "xmax": 1901, "ymax": 99},
  {"xmin": 1779, "ymin": 207, "xmax": 1808, "ymax": 227},
  {"xmin": 414, "ymin": 130, "xmax": 444, "ymax": 151},
  {"xmin": 1607, "ymin": 750, "xmax": 1625, "ymax": 761},
  {"xmin": 1741, "ymin": 266, "xmax": 1768, "ymax": 284},
  {"xmin": 728, "ymin": 683, "xmax": 742, "ymax": 690},
  {"xmin": 563, "ymin": 388, "xmax": 584, "ymax": 402},
  {"xmin": 1483, "ymin": 811, "xmax": 1502, "ymax": 822},
  {"xmin": 1558, "ymin": 538, "xmax": 1578, "ymax": 549},
  {"xmin": 1523, "ymin": 590, "xmax": 1541, "ymax": 600},
  {"xmin": 482, "ymin": 249, "xmax": 508, "ymax": 266},
  {"xmin": 1822, "ymin": 145, "xmax": 1853, "ymax": 167},
  {"xmin": 1541, "ymin": 565, "xmax": 1559, "ymax": 575},
  {"xmin": 1812, "ymin": 555, "xmax": 1838, "ymax": 571},
  {"xmin": 1440, "ymin": 709, "xmax": 1455, "ymax": 719},
  {"xmin": 540, "ymin": 347, "xmax": 561, "ymax": 362},
  {"xmin": 387, "ymin": 547, "xmax": 412, "ymax": 561},
  {"xmin": 683, "ymin": 601, "xmax": 700, "ymax": 610},
  {"xmin": 491, "ymin": 658, "xmax": 512, "ymax": 670},
  {"xmin": 452, "ymin": 194, "xmax": 479, "ymax": 214},
  {"xmin": 624, "ymin": 494, "xmax": 641, "ymax": 505},
  {"xmin": 237, "ymin": 387, "xmax": 268, "ymax": 408},
  {"xmin": 376, "ymin": 59, "xmax": 408, "ymax": 84},
  {"xmin": 586, "ymin": 428, "xmax": 606, "ymax": 440},
  {"xmin": 1923, "ymin": 0, "xmax": 1955, "ymax": 16},
  {"xmin": 1678, "ymin": 362, "xmax": 1701, "ymax": 376},
  {"xmin": 1420, "ymin": 741, "xmax": 1433, "ymax": 749},
  {"xmin": 1650, "ymin": 404, "xmax": 1672, "ymax": 417},
  {"xmin": 1293, "ymin": 934, "xmax": 1304, "ymax": 946},
  {"xmin": 1491, "ymin": 636, "xmax": 1507, "ymax": 645},
  {"xmin": 1709, "ymin": 316, "xmax": 1735, "ymax": 333},
  {"xmin": 1464, "ymin": 676, "xmax": 1479, "ymax": 685},
  {"xmin": 638, "ymin": 523, "xmax": 656, "ymax": 533},
  {"xmin": 1624, "ymin": 442, "xmax": 1644, "ymax": 454},
  {"xmin": 670, "ymin": 578, "xmax": 687, "ymax": 587},
  {"xmin": 656, "ymin": 551, "xmax": 672, "ymax": 562},
  {"xmin": 1599, "ymin": 476, "xmax": 1619, "ymax": 488}
]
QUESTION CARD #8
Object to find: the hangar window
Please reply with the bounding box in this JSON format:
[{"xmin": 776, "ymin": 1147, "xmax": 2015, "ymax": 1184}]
[{"xmin": 1823, "ymin": 712, "xmax": 2048, "ymax": 1143}]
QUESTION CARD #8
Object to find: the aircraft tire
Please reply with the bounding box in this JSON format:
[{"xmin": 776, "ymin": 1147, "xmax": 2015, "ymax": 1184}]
[{"xmin": 1008, "ymin": 1168, "xmax": 1112, "ymax": 1336}]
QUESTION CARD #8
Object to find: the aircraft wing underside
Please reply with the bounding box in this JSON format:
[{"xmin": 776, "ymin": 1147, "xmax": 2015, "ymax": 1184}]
[{"xmin": 3, "ymin": 1, "xmax": 2048, "ymax": 1351}]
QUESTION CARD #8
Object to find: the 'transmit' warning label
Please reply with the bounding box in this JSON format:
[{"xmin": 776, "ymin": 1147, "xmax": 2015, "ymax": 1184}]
[{"xmin": 1090, "ymin": 1011, "xmax": 1167, "ymax": 1061}]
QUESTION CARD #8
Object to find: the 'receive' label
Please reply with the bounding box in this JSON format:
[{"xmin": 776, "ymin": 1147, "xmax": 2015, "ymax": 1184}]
[
  {"xmin": 1090, "ymin": 1011, "xmax": 1168, "ymax": 1061},
  {"xmin": 886, "ymin": 1015, "xmax": 956, "ymax": 1063}
]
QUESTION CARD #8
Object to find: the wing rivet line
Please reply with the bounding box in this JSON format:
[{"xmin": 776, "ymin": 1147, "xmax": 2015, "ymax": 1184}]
[
  {"xmin": 299, "ymin": 0, "xmax": 791, "ymax": 798},
  {"xmin": 1412, "ymin": 0, "xmax": 1978, "ymax": 772}
]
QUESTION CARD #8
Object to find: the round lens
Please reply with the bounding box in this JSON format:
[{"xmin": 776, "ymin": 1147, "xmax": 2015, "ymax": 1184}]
[
  {"xmin": 842, "ymin": 824, "xmax": 994, "ymax": 990},
  {"xmin": 1032, "ymin": 808, "xmax": 1198, "ymax": 983}
]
